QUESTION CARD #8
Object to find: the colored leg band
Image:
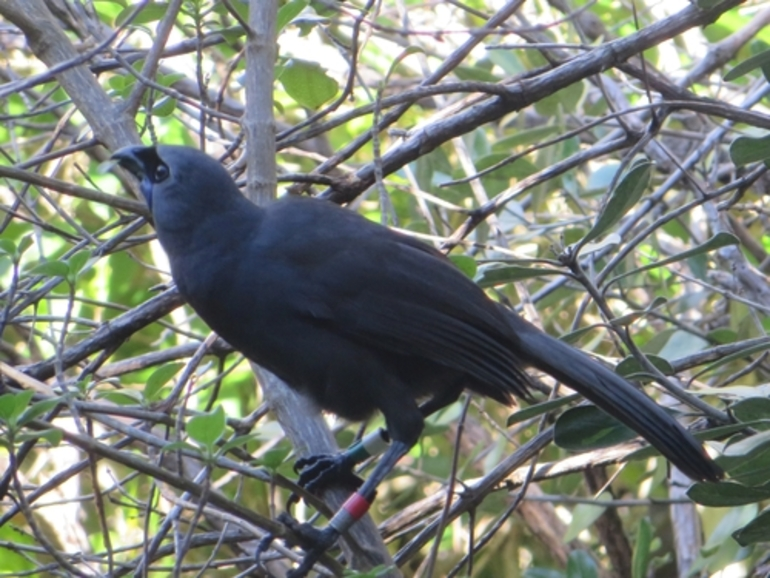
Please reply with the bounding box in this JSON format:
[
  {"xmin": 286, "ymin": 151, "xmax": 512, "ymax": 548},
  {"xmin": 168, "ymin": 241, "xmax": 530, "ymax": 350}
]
[
  {"xmin": 348, "ymin": 428, "xmax": 391, "ymax": 464},
  {"xmin": 329, "ymin": 492, "xmax": 371, "ymax": 533}
]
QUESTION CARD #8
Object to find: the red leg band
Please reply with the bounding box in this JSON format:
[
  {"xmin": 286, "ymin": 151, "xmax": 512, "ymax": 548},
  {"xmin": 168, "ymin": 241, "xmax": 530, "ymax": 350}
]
[
  {"xmin": 343, "ymin": 492, "xmax": 371, "ymax": 519},
  {"xmin": 329, "ymin": 492, "xmax": 371, "ymax": 533}
]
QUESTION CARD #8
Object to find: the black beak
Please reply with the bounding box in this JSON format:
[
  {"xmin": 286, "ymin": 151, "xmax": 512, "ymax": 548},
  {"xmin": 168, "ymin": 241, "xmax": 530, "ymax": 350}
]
[
  {"xmin": 111, "ymin": 145, "xmax": 152, "ymax": 179},
  {"xmin": 112, "ymin": 145, "xmax": 160, "ymax": 208}
]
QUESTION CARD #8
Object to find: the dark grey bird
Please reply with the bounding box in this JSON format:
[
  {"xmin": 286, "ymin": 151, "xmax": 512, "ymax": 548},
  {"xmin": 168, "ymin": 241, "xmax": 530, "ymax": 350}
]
[{"xmin": 112, "ymin": 144, "xmax": 722, "ymax": 577}]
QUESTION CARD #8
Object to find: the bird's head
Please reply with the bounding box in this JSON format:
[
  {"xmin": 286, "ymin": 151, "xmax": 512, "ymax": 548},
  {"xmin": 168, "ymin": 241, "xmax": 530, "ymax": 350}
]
[{"xmin": 111, "ymin": 145, "xmax": 241, "ymax": 212}]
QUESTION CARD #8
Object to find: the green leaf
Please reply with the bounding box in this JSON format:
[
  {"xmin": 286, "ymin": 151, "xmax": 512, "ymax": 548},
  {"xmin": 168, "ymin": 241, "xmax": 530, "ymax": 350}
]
[
  {"xmin": 631, "ymin": 518, "xmax": 652, "ymax": 578},
  {"xmin": 96, "ymin": 390, "xmax": 143, "ymax": 405},
  {"xmin": 449, "ymin": 255, "xmax": 477, "ymax": 279},
  {"xmin": 611, "ymin": 296, "xmax": 668, "ymax": 327},
  {"xmin": 157, "ymin": 72, "xmax": 186, "ymax": 87},
  {"xmin": 256, "ymin": 446, "xmax": 292, "ymax": 470},
  {"xmin": 17, "ymin": 428, "xmax": 63, "ymax": 446},
  {"xmin": 219, "ymin": 432, "xmax": 261, "ymax": 454},
  {"xmin": 0, "ymin": 239, "xmax": 16, "ymax": 256},
  {"xmin": 277, "ymin": 0, "xmax": 309, "ymax": 32},
  {"xmin": 115, "ymin": 2, "xmax": 169, "ymax": 27},
  {"xmin": 18, "ymin": 397, "xmax": 61, "ymax": 426},
  {"xmin": 213, "ymin": 0, "xmax": 249, "ymax": 23},
  {"xmin": 67, "ymin": 250, "xmax": 92, "ymax": 275},
  {"xmin": 564, "ymin": 498, "xmax": 610, "ymax": 544},
  {"xmin": 724, "ymin": 49, "xmax": 770, "ymax": 81},
  {"xmin": 730, "ymin": 134, "xmax": 770, "ymax": 166},
  {"xmin": 582, "ymin": 160, "xmax": 651, "ymax": 245},
  {"xmin": 187, "ymin": 405, "xmax": 226, "ymax": 448},
  {"xmin": 559, "ymin": 324, "xmax": 602, "ymax": 345},
  {"xmin": 476, "ymin": 263, "xmax": 561, "ymax": 287},
  {"xmin": 163, "ymin": 440, "xmax": 199, "ymax": 454},
  {"xmin": 689, "ymin": 480, "xmax": 770, "ymax": 507},
  {"xmin": 28, "ymin": 260, "xmax": 69, "ymax": 278},
  {"xmin": 17, "ymin": 235, "xmax": 33, "ymax": 256},
  {"xmin": 108, "ymin": 75, "xmax": 128, "ymax": 91},
  {"xmin": 454, "ymin": 63, "xmax": 498, "ymax": 83},
  {"xmin": 731, "ymin": 397, "xmax": 770, "ymax": 426},
  {"xmin": 150, "ymin": 96, "xmax": 177, "ymax": 117},
  {"xmin": 733, "ymin": 507, "xmax": 770, "ymax": 546},
  {"xmin": 724, "ymin": 429, "xmax": 770, "ymax": 458},
  {"xmin": 707, "ymin": 328, "xmax": 737, "ymax": 344},
  {"xmin": 727, "ymin": 455, "xmax": 770, "ymax": 488},
  {"xmin": 615, "ymin": 354, "xmax": 673, "ymax": 379},
  {"xmin": 0, "ymin": 390, "xmax": 35, "ymax": 424},
  {"xmin": 507, "ymin": 394, "xmax": 580, "ymax": 426},
  {"xmin": 565, "ymin": 549, "xmax": 598, "ymax": 578},
  {"xmin": 535, "ymin": 82, "xmax": 585, "ymax": 117},
  {"xmin": 279, "ymin": 59, "xmax": 338, "ymax": 109},
  {"xmin": 66, "ymin": 250, "xmax": 94, "ymax": 284},
  {"xmin": 554, "ymin": 405, "xmax": 638, "ymax": 451},
  {"xmin": 144, "ymin": 362, "xmax": 184, "ymax": 402}
]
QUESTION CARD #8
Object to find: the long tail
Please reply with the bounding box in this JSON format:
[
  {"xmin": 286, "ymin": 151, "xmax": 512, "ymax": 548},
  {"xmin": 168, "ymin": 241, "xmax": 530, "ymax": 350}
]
[{"xmin": 506, "ymin": 313, "xmax": 723, "ymax": 482}]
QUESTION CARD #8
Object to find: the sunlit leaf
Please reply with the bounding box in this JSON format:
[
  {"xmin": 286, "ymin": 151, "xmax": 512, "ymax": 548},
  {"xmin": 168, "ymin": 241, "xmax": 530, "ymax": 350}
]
[
  {"xmin": 115, "ymin": 2, "xmax": 169, "ymax": 27},
  {"xmin": 449, "ymin": 255, "xmax": 477, "ymax": 279},
  {"xmin": 277, "ymin": 0, "xmax": 309, "ymax": 32},
  {"xmin": 144, "ymin": 362, "xmax": 184, "ymax": 402},
  {"xmin": 187, "ymin": 406, "xmax": 226, "ymax": 448},
  {"xmin": 564, "ymin": 496, "xmax": 611, "ymax": 544},
  {"xmin": 279, "ymin": 59, "xmax": 338, "ymax": 109}
]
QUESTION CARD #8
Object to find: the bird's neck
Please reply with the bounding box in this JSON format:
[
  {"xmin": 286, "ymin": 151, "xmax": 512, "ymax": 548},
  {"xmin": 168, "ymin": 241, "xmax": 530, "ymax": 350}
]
[{"xmin": 155, "ymin": 194, "xmax": 263, "ymax": 260}]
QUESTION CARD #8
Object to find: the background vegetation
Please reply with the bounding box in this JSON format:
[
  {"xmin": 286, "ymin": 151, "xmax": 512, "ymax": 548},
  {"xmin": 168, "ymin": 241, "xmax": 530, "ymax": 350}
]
[{"xmin": 0, "ymin": 0, "xmax": 769, "ymax": 576}]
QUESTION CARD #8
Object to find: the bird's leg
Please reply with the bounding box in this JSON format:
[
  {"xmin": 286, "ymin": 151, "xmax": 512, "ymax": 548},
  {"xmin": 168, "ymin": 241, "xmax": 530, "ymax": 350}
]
[
  {"xmin": 294, "ymin": 428, "xmax": 391, "ymax": 492},
  {"xmin": 286, "ymin": 440, "xmax": 412, "ymax": 578},
  {"xmin": 295, "ymin": 388, "xmax": 462, "ymax": 493}
]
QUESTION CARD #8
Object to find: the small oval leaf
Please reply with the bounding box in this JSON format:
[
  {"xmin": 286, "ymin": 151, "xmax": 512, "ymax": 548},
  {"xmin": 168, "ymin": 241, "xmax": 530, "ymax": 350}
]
[
  {"xmin": 582, "ymin": 160, "xmax": 651, "ymax": 245},
  {"xmin": 730, "ymin": 135, "xmax": 770, "ymax": 166},
  {"xmin": 29, "ymin": 260, "xmax": 70, "ymax": 278},
  {"xmin": 279, "ymin": 59, "xmax": 338, "ymax": 109},
  {"xmin": 145, "ymin": 362, "xmax": 184, "ymax": 402},
  {"xmin": 187, "ymin": 406, "xmax": 226, "ymax": 448}
]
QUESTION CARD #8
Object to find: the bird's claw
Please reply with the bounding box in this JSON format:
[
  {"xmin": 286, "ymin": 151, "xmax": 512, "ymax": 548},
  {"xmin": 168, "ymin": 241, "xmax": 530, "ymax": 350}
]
[
  {"xmin": 270, "ymin": 512, "xmax": 340, "ymax": 578},
  {"xmin": 294, "ymin": 453, "xmax": 363, "ymax": 493}
]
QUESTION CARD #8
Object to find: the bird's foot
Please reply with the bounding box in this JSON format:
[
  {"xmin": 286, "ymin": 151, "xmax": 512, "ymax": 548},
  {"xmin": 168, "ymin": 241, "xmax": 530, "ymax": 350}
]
[
  {"xmin": 294, "ymin": 452, "xmax": 363, "ymax": 493},
  {"xmin": 271, "ymin": 512, "xmax": 340, "ymax": 578}
]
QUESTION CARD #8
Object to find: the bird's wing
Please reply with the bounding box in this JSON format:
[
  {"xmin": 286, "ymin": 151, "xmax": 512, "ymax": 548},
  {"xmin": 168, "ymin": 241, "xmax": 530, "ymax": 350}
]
[{"xmin": 296, "ymin": 227, "xmax": 532, "ymax": 401}]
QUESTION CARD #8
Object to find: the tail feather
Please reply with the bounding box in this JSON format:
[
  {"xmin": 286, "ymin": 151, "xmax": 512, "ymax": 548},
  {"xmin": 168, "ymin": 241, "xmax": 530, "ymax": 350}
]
[{"xmin": 507, "ymin": 314, "xmax": 723, "ymax": 482}]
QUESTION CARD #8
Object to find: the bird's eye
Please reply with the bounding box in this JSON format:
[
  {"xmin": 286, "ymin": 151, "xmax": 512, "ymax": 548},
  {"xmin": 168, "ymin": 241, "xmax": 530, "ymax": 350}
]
[{"xmin": 154, "ymin": 164, "xmax": 170, "ymax": 182}]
